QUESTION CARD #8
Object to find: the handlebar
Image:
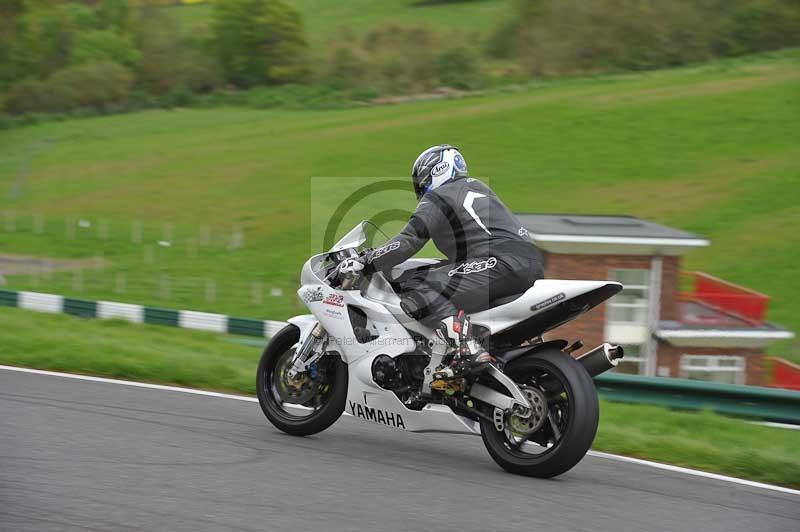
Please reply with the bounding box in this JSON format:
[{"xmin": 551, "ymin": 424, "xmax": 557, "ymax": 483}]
[
  {"xmin": 334, "ymin": 249, "xmax": 367, "ymax": 290},
  {"xmin": 340, "ymin": 273, "xmax": 359, "ymax": 290}
]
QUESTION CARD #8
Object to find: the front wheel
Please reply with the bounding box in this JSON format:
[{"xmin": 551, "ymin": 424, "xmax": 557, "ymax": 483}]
[
  {"xmin": 256, "ymin": 324, "xmax": 348, "ymax": 436},
  {"xmin": 479, "ymin": 349, "xmax": 599, "ymax": 478}
]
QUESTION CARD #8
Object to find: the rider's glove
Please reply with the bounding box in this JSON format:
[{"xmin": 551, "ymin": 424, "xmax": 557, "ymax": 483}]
[{"xmin": 339, "ymin": 256, "xmax": 366, "ymax": 275}]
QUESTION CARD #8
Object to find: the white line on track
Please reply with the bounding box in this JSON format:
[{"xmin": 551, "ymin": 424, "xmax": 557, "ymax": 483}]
[
  {"xmin": 2, "ymin": 364, "xmax": 798, "ymax": 497},
  {"xmin": 0, "ymin": 364, "xmax": 257, "ymax": 403},
  {"xmin": 586, "ymin": 451, "xmax": 799, "ymax": 495}
]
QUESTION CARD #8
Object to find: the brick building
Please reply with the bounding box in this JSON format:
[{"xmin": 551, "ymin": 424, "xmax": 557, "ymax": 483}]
[{"xmin": 518, "ymin": 214, "xmax": 794, "ymax": 386}]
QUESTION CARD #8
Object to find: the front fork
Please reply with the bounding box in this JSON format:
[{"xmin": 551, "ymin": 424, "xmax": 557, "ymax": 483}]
[{"xmin": 286, "ymin": 323, "xmax": 327, "ymax": 379}]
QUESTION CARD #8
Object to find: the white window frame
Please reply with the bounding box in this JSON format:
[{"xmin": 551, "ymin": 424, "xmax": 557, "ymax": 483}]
[
  {"xmin": 606, "ymin": 269, "xmax": 650, "ymax": 325},
  {"xmin": 680, "ymin": 354, "xmax": 745, "ymax": 385}
]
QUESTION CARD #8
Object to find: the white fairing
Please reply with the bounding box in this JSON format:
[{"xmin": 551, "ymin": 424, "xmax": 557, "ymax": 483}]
[
  {"xmin": 471, "ymin": 279, "xmax": 621, "ymax": 334},
  {"xmin": 289, "ymin": 223, "xmax": 621, "ymax": 434},
  {"xmin": 297, "ymin": 274, "xmax": 479, "ymax": 433}
]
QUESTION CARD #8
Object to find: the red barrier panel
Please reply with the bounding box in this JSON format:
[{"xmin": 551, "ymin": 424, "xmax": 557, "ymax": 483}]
[
  {"xmin": 769, "ymin": 357, "xmax": 800, "ymax": 391},
  {"xmin": 682, "ymin": 272, "xmax": 769, "ymax": 324}
]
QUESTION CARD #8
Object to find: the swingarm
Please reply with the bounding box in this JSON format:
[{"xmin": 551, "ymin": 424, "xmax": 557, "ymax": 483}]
[{"xmin": 468, "ymin": 365, "xmax": 532, "ymax": 418}]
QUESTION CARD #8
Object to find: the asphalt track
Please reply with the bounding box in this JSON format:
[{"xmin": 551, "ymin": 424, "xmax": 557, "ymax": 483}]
[{"xmin": 1, "ymin": 368, "xmax": 798, "ymax": 532}]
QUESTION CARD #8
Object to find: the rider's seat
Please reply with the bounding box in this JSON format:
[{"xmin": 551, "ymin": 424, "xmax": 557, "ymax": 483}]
[{"xmin": 476, "ymin": 291, "xmax": 527, "ymax": 311}]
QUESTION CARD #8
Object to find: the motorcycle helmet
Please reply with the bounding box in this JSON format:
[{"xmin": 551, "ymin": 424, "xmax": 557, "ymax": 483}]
[{"xmin": 411, "ymin": 144, "xmax": 468, "ymax": 200}]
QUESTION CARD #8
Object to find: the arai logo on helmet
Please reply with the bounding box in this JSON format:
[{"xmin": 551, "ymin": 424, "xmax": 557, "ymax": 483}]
[{"xmin": 431, "ymin": 161, "xmax": 451, "ymax": 177}]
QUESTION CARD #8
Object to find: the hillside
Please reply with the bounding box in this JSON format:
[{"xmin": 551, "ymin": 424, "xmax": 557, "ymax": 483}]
[
  {"xmin": 167, "ymin": 0, "xmax": 511, "ymax": 49},
  {"xmin": 1, "ymin": 50, "xmax": 798, "ymax": 357}
]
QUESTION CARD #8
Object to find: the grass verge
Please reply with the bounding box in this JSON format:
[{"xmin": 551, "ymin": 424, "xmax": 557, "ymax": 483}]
[
  {"xmin": 0, "ymin": 307, "xmax": 260, "ymax": 393},
  {"xmin": 2, "ymin": 307, "xmax": 798, "ymax": 488},
  {"xmin": 593, "ymin": 403, "xmax": 799, "ymax": 489}
]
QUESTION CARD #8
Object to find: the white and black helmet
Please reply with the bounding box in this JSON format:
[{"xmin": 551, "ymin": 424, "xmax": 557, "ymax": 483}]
[{"xmin": 411, "ymin": 144, "xmax": 468, "ymax": 200}]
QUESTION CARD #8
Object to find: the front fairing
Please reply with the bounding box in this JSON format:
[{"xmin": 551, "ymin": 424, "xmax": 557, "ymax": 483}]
[{"xmin": 301, "ymin": 253, "xmax": 330, "ymax": 286}]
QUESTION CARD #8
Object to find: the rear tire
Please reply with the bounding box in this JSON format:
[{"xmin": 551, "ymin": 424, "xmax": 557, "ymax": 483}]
[
  {"xmin": 256, "ymin": 324, "xmax": 348, "ymax": 436},
  {"xmin": 479, "ymin": 349, "xmax": 599, "ymax": 478}
]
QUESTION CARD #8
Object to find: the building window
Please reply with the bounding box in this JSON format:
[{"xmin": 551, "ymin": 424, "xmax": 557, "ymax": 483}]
[
  {"xmin": 607, "ymin": 269, "xmax": 650, "ymax": 324},
  {"xmin": 680, "ymin": 355, "xmax": 745, "ymax": 385},
  {"xmin": 613, "ymin": 344, "xmax": 645, "ymax": 375}
]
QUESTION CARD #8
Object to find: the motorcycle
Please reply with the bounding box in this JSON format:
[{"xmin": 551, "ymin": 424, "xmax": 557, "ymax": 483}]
[{"xmin": 257, "ymin": 221, "xmax": 624, "ymax": 478}]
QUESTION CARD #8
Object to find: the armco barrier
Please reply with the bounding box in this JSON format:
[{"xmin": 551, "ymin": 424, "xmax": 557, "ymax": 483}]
[{"xmin": 595, "ymin": 373, "xmax": 800, "ymax": 424}]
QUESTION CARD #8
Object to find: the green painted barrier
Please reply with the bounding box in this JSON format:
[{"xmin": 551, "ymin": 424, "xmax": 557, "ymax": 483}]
[
  {"xmin": 594, "ymin": 373, "xmax": 800, "ymax": 424},
  {"xmin": 227, "ymin": 317, "xmax": 265, "ymax": 337},
  {"xmin": 63, "ymin": 297, "xmax": 97, "ymax": 319},
  {"xmin": 143, "ymin": 307, "xmax": 179, "ymax": 327},
  {"xmin": 0, "ymin": 289, "xmax": 18, "ymax": 307}
]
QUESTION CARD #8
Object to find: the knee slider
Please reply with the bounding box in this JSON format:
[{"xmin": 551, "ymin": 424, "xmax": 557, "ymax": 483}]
[{"xmin": 400, "ymin": 292, "xmax": 429, "ymax": 320}]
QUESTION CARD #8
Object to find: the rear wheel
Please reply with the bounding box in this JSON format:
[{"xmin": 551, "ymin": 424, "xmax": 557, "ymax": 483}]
[
  {"xmin": 479, "ymin": 349, "xmax": 599, "ymax": 478},
  {"xmin": 256, "ymin": 324, "xmax": 348, "ymax": 436}
]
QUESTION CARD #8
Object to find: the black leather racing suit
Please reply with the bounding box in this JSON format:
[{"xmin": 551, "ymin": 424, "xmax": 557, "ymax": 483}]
[{"xmin": 364, "ymin": 176, "xmax": 544, "ymax": 327}]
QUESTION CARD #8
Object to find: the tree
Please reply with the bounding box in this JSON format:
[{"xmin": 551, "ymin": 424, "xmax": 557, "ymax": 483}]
[
  {"xmin": 49, "ymin": 61, "xmax": 134, "ymax": 112},
  {"xmin": 71, "ymin": 29, "xmax": 141, "ymax": 70},
  {"xmin": 8, "ymin": 3, "xmax": 77, "ymax": 82},
  {"xmin": 212, "ymin": 0, "xmax": 308, "ymax": 87},
  {"xmin": 96, "ymin": 0, "xmax": 133, "ymax": 34},
  {"xmin": 134, "ymin": 5, "xmax": 221, "ymax": 95},
  {"xmin": 0, "ymin": 0, "xmax": 27, "ymax": 88}
]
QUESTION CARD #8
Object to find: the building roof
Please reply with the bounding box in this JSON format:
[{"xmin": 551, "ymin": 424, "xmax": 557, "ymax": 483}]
[
  {"xmin": 655, "ymin": 301, "xmax": 794, "ymax": 348},
  {"xmin": 516, "ymin": 213, "xmax": 710, "ymax": 256},
  {"xmin": 676, "ymin": 300, "xmax": 771, "ymax": 329}
]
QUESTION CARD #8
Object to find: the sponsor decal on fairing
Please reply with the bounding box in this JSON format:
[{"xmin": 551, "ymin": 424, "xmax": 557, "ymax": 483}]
[
  {"xmin": 349, "ymin": 401, "xmax": 406, "ymax": 429},
  {"xmin": 324, "ymin": 307, "xmax": 344, "ymax": 319},
  {"xmin": 301, "ymin": 287, "xmax": 325, "ymax": 303},
  {"xmin": 323, "ymin": 293, "xmax": 345, "ymax": 307},
  {"xmin": 531, "ymin": 292, "xmax": 566, "ymax": 311}
]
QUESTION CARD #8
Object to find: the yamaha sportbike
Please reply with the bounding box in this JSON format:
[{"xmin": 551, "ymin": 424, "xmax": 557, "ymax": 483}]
[{"xmin": 257, "ymin": 221, "xmax": 624, "ymax": 477}]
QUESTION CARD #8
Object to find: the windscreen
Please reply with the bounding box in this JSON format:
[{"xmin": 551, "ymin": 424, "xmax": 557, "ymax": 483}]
[{"xmin": 328, "ymin": 220, "xmax": 388, "ymax": 252}]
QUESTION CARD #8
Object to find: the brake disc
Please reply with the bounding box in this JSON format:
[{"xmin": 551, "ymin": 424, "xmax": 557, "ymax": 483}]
[
  {"xmin": 507, "ymin": 385, "xmax": 548, "ymax": 436},
  {"xmin": 276, "ymin": 350, "xmax": 316, "ymax": 404}
]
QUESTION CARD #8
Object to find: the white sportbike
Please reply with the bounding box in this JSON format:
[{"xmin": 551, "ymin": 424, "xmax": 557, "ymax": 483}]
[{"xmin": 257, "ymin": 221, "xmax": 625, "ymax": 477}]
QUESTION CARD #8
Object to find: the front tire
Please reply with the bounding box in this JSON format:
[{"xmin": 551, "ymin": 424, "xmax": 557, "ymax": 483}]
[
  {"xmin": 256, "ymin": 324, "xmax": 348, "ymax": 436},
  {"xmin": 479, "ymin": 349, "xmax": 599, "ymax": 478}
]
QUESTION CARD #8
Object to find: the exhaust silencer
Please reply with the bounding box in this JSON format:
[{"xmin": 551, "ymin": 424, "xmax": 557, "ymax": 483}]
[{"xmin": 576, "ymin": 343, "xmax": 624, "ymax": 377}]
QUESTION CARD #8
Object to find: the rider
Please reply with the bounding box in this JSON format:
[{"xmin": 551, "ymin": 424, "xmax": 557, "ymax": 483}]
[{"xmin": 342, "ymin": 145, "xmax": 544, "ymax": 377}]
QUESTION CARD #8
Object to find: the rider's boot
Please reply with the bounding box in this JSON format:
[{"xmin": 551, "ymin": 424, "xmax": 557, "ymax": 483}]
[{"xmin": 432, "ymin": 311, "xmax": 495, "ymax": 380}]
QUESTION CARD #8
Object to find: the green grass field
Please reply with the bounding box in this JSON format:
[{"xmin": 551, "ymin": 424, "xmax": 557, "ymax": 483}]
[
  {"xmin": 166, "ymin": 0, "xmax": 510, "ymax": 50},
  {"xmin": 1, "ymin": 50, "xmax": 798, "ymax": 357},
  {"xmin": 2, "ymin": 306, "xmax": 798, "ymax": 488}
]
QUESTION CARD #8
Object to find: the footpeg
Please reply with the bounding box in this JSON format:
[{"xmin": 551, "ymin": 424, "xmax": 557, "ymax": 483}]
[
  {"xmin": 432, "ymin": 366, "xmax": 456, "ymax": 380},
  {"xmin": 433, "ymin": 358, "xmax": 492, "ymax": 381}
]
